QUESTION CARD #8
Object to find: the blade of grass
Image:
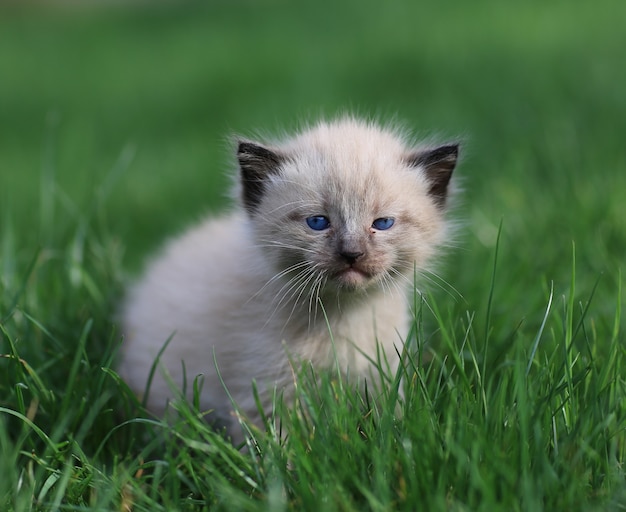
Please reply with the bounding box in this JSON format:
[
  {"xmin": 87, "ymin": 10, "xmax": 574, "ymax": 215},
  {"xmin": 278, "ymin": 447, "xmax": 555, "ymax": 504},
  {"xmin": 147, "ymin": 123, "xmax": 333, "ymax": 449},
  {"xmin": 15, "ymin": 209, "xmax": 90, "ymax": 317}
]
[{"xmin": 526, "ymin": 281, "xmax": 554, "ymax": 376}]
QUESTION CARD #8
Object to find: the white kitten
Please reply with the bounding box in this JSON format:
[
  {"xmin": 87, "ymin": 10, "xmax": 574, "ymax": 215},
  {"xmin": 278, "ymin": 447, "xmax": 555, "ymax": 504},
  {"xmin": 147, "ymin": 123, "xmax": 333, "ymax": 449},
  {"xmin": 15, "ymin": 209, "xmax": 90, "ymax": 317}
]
[{"xmin": 119, "ymin": 117, "xmax": 459, "ymax": 440}]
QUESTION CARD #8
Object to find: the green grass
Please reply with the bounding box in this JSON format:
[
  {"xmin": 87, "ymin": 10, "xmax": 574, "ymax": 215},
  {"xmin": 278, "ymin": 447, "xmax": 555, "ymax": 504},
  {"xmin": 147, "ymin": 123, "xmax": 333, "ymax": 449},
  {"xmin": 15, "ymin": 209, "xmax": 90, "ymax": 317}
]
[{"xmin": 1, "ymin": 0, "xmax": 625, "ymax": 510}]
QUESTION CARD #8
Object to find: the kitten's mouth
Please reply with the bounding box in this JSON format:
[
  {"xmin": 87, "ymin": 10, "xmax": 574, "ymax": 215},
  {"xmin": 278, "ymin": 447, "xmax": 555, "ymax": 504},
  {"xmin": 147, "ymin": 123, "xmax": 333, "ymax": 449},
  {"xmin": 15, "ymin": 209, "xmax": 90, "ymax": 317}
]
[{"xmin": 334, "ymin": 266, "xmax": 371, "ymax": 288}]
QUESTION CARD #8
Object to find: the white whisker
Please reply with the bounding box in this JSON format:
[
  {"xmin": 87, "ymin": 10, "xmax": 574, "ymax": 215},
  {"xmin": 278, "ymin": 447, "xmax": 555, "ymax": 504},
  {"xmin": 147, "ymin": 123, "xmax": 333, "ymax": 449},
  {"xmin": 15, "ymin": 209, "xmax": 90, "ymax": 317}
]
[
  {"xmin": 419, "ymin": 268, "xmax": 465, "ymax": 301},
  {"xmin": 246, "ymin": 260, "xmax": 311, "ymax": 304},
  {"xmin": 254, "ymin": 239, "xmax": 317, "ymax": 255},
  {"xmin": 309, "ymin": 273, "xmax": 327, "ymax": 328},
  {"xmin": 270, "ymin": 266, "xmax": 314, "ymax": 311},
  {"xmin": 281, "ymin": 265, "xmax": 323, "ymax": 329}
]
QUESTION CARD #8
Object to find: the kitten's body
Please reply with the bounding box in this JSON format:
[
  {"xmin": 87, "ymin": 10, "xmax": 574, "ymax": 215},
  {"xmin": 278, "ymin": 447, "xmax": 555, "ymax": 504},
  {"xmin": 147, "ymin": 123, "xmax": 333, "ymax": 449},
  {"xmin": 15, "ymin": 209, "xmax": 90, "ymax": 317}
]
[{"xmin": 119, "ymin": 117, "xmax": 458, "ymax": 440}]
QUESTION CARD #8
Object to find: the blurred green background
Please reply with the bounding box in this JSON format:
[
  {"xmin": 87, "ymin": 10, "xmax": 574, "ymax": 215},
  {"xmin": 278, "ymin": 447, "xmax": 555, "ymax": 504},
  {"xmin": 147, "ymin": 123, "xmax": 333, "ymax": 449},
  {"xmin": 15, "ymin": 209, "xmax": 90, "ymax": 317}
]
[{"xmin": 1, "ymin": 0, "xmax": 625, "ymax": 313}]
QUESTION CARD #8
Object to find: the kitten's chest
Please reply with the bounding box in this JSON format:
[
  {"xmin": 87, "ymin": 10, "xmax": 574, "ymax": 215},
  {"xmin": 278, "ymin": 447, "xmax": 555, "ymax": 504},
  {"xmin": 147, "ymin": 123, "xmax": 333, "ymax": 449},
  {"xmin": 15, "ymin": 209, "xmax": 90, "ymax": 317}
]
[{"xmin": 275, "ymin": 293, "xmax": 409, "ymax": 373}]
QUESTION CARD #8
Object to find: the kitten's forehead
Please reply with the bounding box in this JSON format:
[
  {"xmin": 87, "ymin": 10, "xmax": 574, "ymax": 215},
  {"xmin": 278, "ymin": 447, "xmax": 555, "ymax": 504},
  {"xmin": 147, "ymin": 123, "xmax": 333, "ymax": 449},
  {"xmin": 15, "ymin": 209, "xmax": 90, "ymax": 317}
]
[
  {"xmin": 279, "ymin": 119, "xmax": 418, "ymax": 206},
  {"xmin": 282, "ymin": 120, "xmax": 408, "ymax": 183},
  {"xmin": 287, "ymin": 118, "xmax": 408, "ymax": 165}
]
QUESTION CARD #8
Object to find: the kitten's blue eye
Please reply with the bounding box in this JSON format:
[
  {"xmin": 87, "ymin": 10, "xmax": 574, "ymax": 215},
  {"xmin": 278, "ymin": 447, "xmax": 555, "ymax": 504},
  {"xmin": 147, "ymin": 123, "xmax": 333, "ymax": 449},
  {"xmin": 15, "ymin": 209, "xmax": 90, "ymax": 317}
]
[
  {"xmin": 306, "ymin": 216, "xmax": 331, "ymax": 231},
  {"xmin": 372, "ymin": 217, "xmax": 395, "ymax": 230}
]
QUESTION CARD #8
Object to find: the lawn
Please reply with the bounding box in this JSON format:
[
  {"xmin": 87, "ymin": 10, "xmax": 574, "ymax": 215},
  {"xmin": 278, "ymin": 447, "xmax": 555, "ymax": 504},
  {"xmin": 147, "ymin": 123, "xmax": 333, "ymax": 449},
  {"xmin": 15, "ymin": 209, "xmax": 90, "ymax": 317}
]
[{"xmin": 1, "ymin": 0, "xmax": 625, "ymax": 510}]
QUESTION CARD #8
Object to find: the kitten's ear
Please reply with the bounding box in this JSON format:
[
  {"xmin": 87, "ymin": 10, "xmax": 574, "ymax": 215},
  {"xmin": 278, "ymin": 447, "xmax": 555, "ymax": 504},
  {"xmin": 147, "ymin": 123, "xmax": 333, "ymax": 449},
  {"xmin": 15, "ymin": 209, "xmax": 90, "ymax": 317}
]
[
  {"xmin": 408, "ymin": 144, "xmax": 459, "ymax": 207},
  {"xmin": 237, "ymin": 141, "xmax": 284, "ymax": 214}
]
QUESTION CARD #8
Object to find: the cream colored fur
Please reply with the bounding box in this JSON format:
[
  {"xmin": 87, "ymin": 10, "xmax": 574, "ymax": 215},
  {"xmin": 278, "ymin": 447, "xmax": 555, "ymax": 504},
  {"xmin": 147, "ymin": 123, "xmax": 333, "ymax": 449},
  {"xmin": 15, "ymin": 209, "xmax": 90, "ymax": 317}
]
[{"xmin": 119, "ymin": 117, "xmax": 458, "ymax": 441}]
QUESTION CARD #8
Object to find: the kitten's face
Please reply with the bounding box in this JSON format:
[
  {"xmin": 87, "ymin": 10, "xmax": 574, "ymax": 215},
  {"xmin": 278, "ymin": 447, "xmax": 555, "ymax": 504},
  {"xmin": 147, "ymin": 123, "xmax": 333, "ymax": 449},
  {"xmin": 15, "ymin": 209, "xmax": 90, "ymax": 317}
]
[{"xmin": 237, "ymin": 119, "xmax": 458, "ymax": 295}]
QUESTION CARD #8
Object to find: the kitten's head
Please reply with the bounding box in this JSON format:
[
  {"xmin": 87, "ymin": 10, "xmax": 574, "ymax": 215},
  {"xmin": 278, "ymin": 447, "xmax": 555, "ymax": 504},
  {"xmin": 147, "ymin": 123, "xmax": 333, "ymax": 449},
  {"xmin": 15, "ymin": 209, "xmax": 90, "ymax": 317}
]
[{"xmin": 236, "ymin": 117, "xmax": 459, "ymax": 294}]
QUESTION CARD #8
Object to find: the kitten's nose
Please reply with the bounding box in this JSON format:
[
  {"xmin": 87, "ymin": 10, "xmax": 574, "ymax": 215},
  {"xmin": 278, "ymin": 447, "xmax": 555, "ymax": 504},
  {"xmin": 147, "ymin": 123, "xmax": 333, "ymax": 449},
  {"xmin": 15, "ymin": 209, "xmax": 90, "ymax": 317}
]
[{"xmin": 340, "ymin": 250, "xmax": 364, "ymax": 264}]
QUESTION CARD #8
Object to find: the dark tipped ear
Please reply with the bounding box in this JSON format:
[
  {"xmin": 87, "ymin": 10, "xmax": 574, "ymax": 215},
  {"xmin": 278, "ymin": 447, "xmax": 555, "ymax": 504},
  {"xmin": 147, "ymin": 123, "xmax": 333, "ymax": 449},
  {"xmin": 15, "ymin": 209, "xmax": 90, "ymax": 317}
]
[
  {"xmin": 237, "ymin": 141, "xmax": 284, "ymax": 214},
  {"xmin": 408, "ymin": 143, "xmax": 459, "ymax": 207}
]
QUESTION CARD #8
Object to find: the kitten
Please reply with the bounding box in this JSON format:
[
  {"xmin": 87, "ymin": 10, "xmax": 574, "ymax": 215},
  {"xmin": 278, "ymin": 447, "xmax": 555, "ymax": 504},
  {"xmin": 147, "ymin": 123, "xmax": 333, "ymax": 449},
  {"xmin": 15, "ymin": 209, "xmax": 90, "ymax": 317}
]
[{"xmin": 119, "ymin": 117, "xmax": 459, "ymax": 441}]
